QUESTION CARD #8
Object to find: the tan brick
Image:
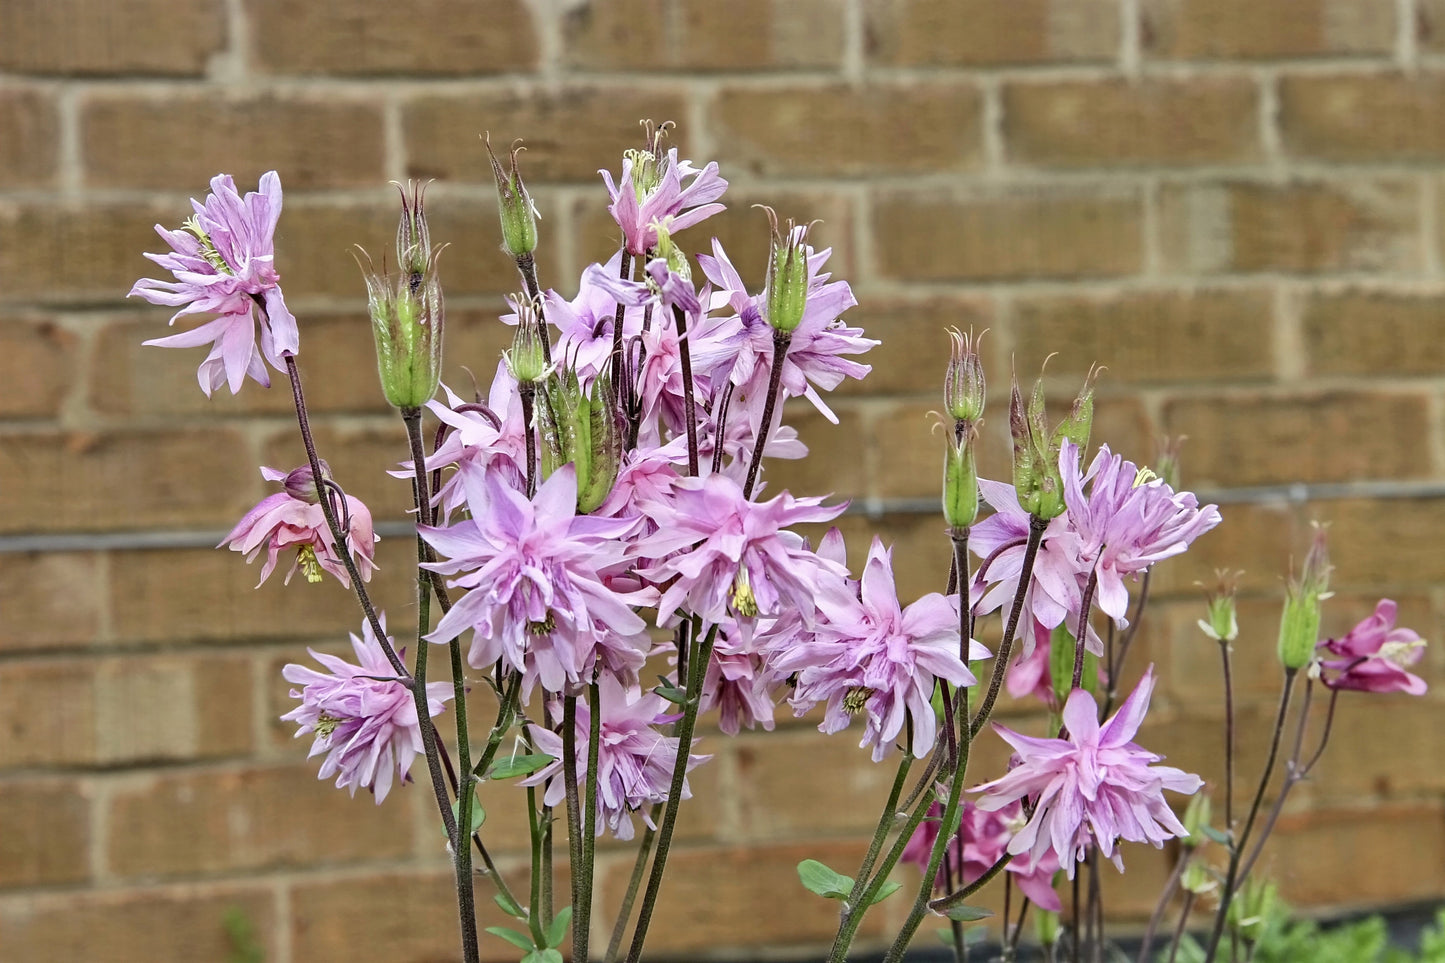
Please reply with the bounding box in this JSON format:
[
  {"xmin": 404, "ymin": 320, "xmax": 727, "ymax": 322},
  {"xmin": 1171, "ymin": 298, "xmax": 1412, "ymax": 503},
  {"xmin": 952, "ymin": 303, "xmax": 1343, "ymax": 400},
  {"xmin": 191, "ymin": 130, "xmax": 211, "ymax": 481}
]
[
  {"xmin": 0, "ymin": 315, "xmax": 78, "ymax": 417},
  {"xmin": 1142, "ymin": 0, "xmax": 1396, "ymax": 59},
  {"xmin": 835, "ymin": 295, "xmax": 994, "ymax": 398},
  {"xmin": 0, "ymin": 0, "xmax": 226, "ymax": 75},
  {"xmin": 261, "ymin": 418, "xmax": 414, "ymax": 519},
  {"xmin": 0, "ymin": 552, "xmax": 103, "ymax": 652},
  {"xmin": 1005, "ymin": 77, "xmax": 1259, "ymax": 169},
  {"xmin": 1422, "ymin": 0, "xmax": 1445, "ymax": 51},
  {"xmin": 0, "ymin": 428, "xmax": 253, "ymax": 533},
  {"xmin": 1157, "ymin": 180, "xmax": 1421, "ymax": 275},
  {"xmin": 865, "ymin": 0, "xmax": 1120, "ymax": 66},
  {"xmin": 563, "ymin": 0, "xmax": 845, "ymax": 71},
  {"xmin": 107, "ymin": 763, "xmax": 415, "ymax": 878},
  {"xmin": 0, "ymin": 88, "xmax": 58, "ymax": 188},
  {"xmin": 873, "ymin": 187, "xmax": 1144, "ymax": 282},
  {"xmin": 405, "ymin": 88, "xmax": 690, "ymax": 184},
  {"xmin": 92, "ymin": 653, "xmax": 253, "ymax": 764},
  {"xmin": 1309, "ymin": 690, "xmax": 1445, "ymax": 799},
  {"xmin": 0, "ymin": 661, "xmax": 97, "ymax": 768},
  {"xmin": 1301, "ymin": 289, "xmax": 1445, "ymax": 376},
  {"xmin": 0, "ymin": 201, "xmax": 181, "ymax": 305},
  {"xmin": 1268, "ymin": 804, "xmax": 1445, "ymax": 906},
  {"xmin": 82, "ymin": 92, "xmax": 385, "ymax": 190},
  {"xmin": 1315, "ymin": 496, "xmax": 1445, "ymax": 589},
  {"xmin": 1163, "ymin": 595, "xmax": 1302, "ymax": 704},
  {"xmin": 0, "ymin": 883, "xmax": 276, "ymax": 962},
  {"xmin": 711, "ymin": 82, "xmax": 983, "ymax": 177},
  {"xmin": 246, "ymin": 0, "xmax": 538, "ymax": 75},
  {"xmin": 1162, "ymin": 390, "xmax": 1431, "ymax": 487},
  {"xmin": 1009, "ymin": 288, "xmax": 1276, "ymax": 384},
  {"xmin": 1146, "ymin": 501, "xmax": 1297, "ymax": 597},
  {"xmin": 0, "ymin": 780, "xmax": 90, "ymax": 888},
  {"xmin": 766, "ymin": 400, "xmax": 869, "ymax": 499},
  {"xmin": 1281, "ymin": 73, "xmax": 1445, "ymax": 163}
]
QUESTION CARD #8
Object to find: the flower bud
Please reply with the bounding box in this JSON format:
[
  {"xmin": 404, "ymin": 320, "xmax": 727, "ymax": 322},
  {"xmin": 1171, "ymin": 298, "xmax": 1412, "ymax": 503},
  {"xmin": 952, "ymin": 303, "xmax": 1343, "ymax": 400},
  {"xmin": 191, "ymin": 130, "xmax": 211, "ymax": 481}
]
[
  {"xmin": 651, "ymin": 219, "xmax": 691, "ymax": 284},
  {"xmin": 1010, "ymin": 370, "xmax": 1066, "ymax": 520},
  {"xmin": 1051, "ymin": 364, "xmax": 1100, "ymax": 454},
  {"xmin": 1198, "ymin": 570, "xmax": 1241, "ymax": 643},
  {"xmin": 486, "ymin": 134, "xmax": 538, "ymax": 257},
  {"xmin": 1228, "ymin": 878, "xmax": 1279, "ymax": 943},
  {"xmin": 538, "ymin": 365, "xmax": 621, "ymax": 514},
  {"xmin": 281, "ymin": 460, "xmax": 332, "ymax": 504},
  {"xmin": 1035, "ymin": 910, "xmax": 1061, "ymax": 949},
  {"xmin": 942, "ymin": 428, "xmax": 979, "ymax": 530},
  {"xmin": 1181, "ymin": 792, "xmax": 1212, "ymax": 847},
  {"xmin": 944, "ymin": 328, "xmax": 986, "ymax": 424},
  {"xmin": 762, "ymin": 209, "xmax": 810, "ymax": 335},
  {"xmin": 504, "ymin": 297, "xmax": 548, "ymax": 384},
  {"xmin": 1181, "ymin": 861, "xmax": 1218, "ymax": 896},
  {"xmin": 1277, "ymin": 525, "xmax": 1332, "ymax": 671}
]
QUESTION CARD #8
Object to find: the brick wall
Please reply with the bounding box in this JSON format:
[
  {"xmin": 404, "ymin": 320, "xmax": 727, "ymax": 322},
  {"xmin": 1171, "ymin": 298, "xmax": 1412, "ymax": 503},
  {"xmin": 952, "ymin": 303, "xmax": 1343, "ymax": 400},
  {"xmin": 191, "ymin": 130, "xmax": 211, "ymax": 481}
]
[{"xmin": 1, "ymin": 0, "xmax": 1443, "ymax": 960}]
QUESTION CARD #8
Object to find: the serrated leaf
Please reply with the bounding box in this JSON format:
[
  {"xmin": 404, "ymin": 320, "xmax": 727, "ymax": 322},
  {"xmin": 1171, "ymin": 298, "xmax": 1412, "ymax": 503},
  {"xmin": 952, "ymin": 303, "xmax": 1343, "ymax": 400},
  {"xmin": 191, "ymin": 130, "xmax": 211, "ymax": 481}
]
[
  {"xmin": 493, "ymin": 890, "xmax": 526, "ymax": 920},
  {"xmin": 484, "ymin": 926, "xmax": 536, "ymax": 952},
  {"xmin": 797, "ymin": 859, "xmax": 855, "ymax": 900},
  {"xmin": 487, "ymin": 753, "xmax": 555, "ymax": 780},
  {"xmin": 943, "ymin": 903, "xmax": 994, "ymax": 922},
  {"xmin": 869, "ymin": 880, "xmax": 903, "ymax": 905},
  {"xmin": 545, "ymin": 907, "xmax": 572, "ymax": 949}
]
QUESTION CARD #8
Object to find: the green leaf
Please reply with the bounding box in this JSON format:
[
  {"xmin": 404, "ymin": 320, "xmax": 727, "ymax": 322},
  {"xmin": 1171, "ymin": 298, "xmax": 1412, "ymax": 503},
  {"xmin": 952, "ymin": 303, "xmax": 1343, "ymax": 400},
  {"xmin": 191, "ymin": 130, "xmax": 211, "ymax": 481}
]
[
  {"xmin": 545, "ymin": 907, "xmax": 572, "ymax": 949},
  {"xmin": 484, "ymin": 926, "xmax": 536, "ymax": 952},
  {"xmin": 487, "ymin": 753, "xmax": 556, "ymax": 780},
  {"xmin": 943, "ymin": 903, "xmax": 994, "ymax": 922},
  {"xmin": 493, "ymin": 890, "xmax": 526, "ymax": 920},
  {"xmin": 869, "ymin": 880, "xmax": 903, "ymax": 905},
  {"xmin": 449, "ymin": 788, "xmax": 485, "ymax": 838},
  {"xmin": 1200, "ymin": 825, "xmax": 1231, "ymax": 846},
  {"xmin": 653, "ymin": 683, "xmax": 687, "ymax": 705},
  {"xmin": 797, "ymin": 859, "xmax": 855, "ymax": 900},
  {"xmin": 540, "ymin": 950, "xmax": 564, "ymax": 963}
]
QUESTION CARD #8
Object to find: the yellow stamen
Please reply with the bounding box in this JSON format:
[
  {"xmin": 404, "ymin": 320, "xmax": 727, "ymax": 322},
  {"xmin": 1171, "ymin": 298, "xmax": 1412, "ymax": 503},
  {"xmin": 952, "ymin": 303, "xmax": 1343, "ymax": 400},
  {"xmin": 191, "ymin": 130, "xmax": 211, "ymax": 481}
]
[{"xmin": 297, "ymin": 545, "xmax": 324, "ymax": 583}]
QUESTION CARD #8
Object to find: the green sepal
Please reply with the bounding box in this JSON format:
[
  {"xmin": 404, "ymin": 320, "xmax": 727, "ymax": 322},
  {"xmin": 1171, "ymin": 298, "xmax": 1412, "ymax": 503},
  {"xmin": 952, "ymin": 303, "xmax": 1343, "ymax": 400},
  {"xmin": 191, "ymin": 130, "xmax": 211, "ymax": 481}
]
[{"xmin": 487, "ymin": 753, "xmax": 555, "ymax": 780}]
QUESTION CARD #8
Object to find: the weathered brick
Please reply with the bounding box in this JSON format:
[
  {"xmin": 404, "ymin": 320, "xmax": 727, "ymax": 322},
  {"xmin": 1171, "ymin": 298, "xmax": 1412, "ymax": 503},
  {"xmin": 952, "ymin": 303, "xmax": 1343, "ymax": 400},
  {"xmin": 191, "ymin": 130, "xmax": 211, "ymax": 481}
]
[
  {"xmin": 1146, "ymin": 501, "xmax": 1297, "ymax": 597},
  {"xmin": 873, "ymin": 187, "xmax": 1144, "ymax": 282},
  {"xmin": 1005, "ymin": 77, "xmax": 1259, "ymax": 169},
  {"xmin": 865, "ymin": 0, "xmax": 1120, "ymax": 66},
  {"xmin": 1314, "ymin": 496, "xmax": 1445, "ymax": 589},
  {"xmin": 0, "ymin": 0, "xmax": 226, "ymax": 76},
  {"xmin": 260, "ymin": 419, "xmax": 413, "ymax": 519},
  {"xmin": 0, "ymin": 88, "xmax": 58, "ymax": 188},
  {"xmin": 835, "ymin": 295, "xmax": 994, "ymax": 398},
  {"xmin": 0, "ymin": 780, "xmax": 91, "ymax": 888},
  {"xmin": 1009, "ymin": 288, "xmax": 1276, "ymax": 384},
  {"xmin": 1309, "ymin": 689, "xmax": 1445, "ymax": 799},
  {"xmin": 1301, "ymin": 289, "xmax": 1445, "ymax": 376},
  {"xmin": 1157, "ymin": 179, "xmax": 1421, "ymax": 275},
  {"xmin": 0, "ymin": 552, "xmax": 103, "ymax": 652},
  {"xmin": 1281, "ymin": 73, "xmax": 1445, "ymax": 163},
  {"xmin": 92, "ymin": 653, "xmax": 253, "ymax": 764},
  {"xmin": 0, "ymin": 428, "xmax": 253, "ymax": 534},
  {"xmin": 0, "ymin": 883, "xmax": 276, "ymax": 962},
  {"xmin": 766, "ymin": 400, "xmax": 869, "ymax": 499},
  {"xmin": 0, "ymin": 201, "xmax": 180, "ymax": 305},
  {"xmin": 1142, "ymin": 0, "xmax": 1395, "ymax": 59},
  {"xmin": 405, "ymin": 88, "xmax": 690, "ymax": 184},
  {"xmin": 1268, "ymin": 804, "xmax": 1445, "ymax": 906},
  {"xmin": 0, "ymin": 661, "xmax": 97, "ymax": 769},
  {"xmin": 711, "ymin": 82, "xmax": 983, "ymax": 177},
  {"xmin": 1422, "ymin": 0, "xmax": 1445, "ymax": 51},
  {"xmin": 246, "ymin": 0, "xmax": 538, "ymax": 75},
  {"xmin": 0, "ymin": 315, "xmax": 79, "ymax": 417},
  {"xmin": 564, "ymin": 0, "xmax": 845, "ymax": 71},
  {"xmin": 107, "ymin": 763, "xmax": 415, "ymax": 878},
  {"xmin": 82, "ymin": 92, "xmax": 385, "ymax": 190},
  {"xmin": 1162, "ymin": 390, "xmax": 1431, "ymax": 487}
]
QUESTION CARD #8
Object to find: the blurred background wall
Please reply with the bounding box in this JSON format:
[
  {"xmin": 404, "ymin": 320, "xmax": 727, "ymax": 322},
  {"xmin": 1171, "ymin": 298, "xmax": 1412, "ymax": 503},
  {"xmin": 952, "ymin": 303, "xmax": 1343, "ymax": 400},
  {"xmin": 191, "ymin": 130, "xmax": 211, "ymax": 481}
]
[{"xmin": 1, "ymin": 0, "xmax": 1443, "ymax": 959}]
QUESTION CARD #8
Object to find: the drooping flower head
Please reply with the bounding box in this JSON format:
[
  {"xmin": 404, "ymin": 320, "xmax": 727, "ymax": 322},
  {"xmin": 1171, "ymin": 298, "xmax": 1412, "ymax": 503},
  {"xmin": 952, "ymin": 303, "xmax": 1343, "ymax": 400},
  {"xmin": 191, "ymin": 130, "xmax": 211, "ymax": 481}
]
[
  {"xmin": 521, "ymin": 675, "xmax": 709, "ymax": 840},
  {"xmin": 130, "ymin": 171, "xmax": 299, "ymax": 395},
  {"xmin": 420, "ymin": 466, "xmax": 653, "ymax": 696},
  {"xmin": 775, "ymin": 537, "xmax": 987, "ymax": 761},
  {"xmin": 1316, "ymin": 599, "xmax": 1428, "ymax": 696},
  {"xmin": 220, "ymin": 463, "xmax": 378, "ymax": 588},
  {"xmin": 902, "ymin": 798, "xmax": 1062, "ymax": 912},
  {"xmin": 974, "ymin": 667, "xmax": 1203, "ymax": 876},
  {"xmin": 601, "ymin": 122, "xmax": 728, "ymax": 256},
  {"xmin": 281, "ymin": 614, "xmax": 453, "ymax": 804}
]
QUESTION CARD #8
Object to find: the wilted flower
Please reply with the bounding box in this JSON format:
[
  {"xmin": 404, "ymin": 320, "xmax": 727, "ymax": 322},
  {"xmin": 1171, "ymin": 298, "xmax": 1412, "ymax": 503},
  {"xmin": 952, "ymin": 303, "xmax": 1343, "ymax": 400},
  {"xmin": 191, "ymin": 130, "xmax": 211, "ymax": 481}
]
[
  {"xmin": 974, "ymin": 667, "xmax": 1203, "ymax": 876},
  {"xmin": 1316, "ymin": 599, "xmax": 1428, "ymax": 696},
  {"xmin": 281, "ymin": 614, "xmax": 453, "ymax": 804},
  {"xmin": 220, "ymin": 464, "xmax": 377, "ymax": 588},
  {"xmin": 131, "ymin": 171, "xmax": 299, "ymax": 396}
]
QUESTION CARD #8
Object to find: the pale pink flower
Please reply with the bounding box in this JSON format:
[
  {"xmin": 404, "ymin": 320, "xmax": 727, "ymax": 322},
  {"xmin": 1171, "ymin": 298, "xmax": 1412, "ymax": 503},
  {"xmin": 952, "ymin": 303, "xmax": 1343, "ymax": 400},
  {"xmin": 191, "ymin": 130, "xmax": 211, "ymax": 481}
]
[
  {"xmin": 974, "ymin": 667, "xmax": 1202, "ymax": 876},
  {"xmin": 601, "ymin": 147, "xmax": 728, "ymax": 256},
  {"xmin": 282, "ymin": 614, "xmax": 453, "ymax": 804},
  {"xmin": 220, "ymin": 464, "xmax": 377, "ymax": 588},
  {"xmin": 902, "ymin": 799, "xmax": 1062, "ymax": 912},
  {"xmin": 1316, "ymin": 599, "xmax": 1428, "ymax": 696},
  {"xmin": 130, "ymin": 171, "xmax": 299, "ymax": 395}
]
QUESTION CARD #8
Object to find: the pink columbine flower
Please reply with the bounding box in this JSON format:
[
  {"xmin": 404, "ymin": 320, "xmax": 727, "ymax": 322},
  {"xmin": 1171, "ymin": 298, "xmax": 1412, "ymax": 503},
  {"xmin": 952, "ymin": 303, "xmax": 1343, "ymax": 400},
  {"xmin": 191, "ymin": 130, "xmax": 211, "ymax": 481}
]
[
  {"xmin": 601, "ymin": 146, "xmax": 728, "ymax": 256},
  {"xmin": 281, "ymin": 614, "xmax": 453, "ymax": 804},
  {"xmin": 420, "ymin": 465, "xmax": 653, "ymax": 696},
  {"xmin": 1316, "ymin": 599, "xmax": 1428, "ymax": 696},
  {"xmin": 974, "ymin": 667, "xmax": 1202, "ymax": 876},
  {"xmin": 775, "ymin": 537, "xmax": 989, "ymax": 762},
  {"xmin": 130, "ymin": 171, "xmax": 300, "ymax": 396},
  {"xmin": 901, "ymin": 799, "xmax": 1063, "ymax": 912},
  {"xmin": 630, "ymin": 472, "xmax": 847, "ymax": 627},
  {"xmin": 521, "ymin": 675, "xmax": 709, "ymax": 840},
  {"xmin": 221, "ymin": 464, "xmax": 377, "ymax": 588}
]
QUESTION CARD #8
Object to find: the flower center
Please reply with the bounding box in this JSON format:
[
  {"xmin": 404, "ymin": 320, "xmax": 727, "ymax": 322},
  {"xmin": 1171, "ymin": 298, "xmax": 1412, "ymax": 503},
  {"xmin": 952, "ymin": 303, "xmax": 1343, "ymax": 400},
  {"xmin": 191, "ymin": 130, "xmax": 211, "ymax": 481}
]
[
  {"xmin": 843, "ymin": 686, "xmax": 873, "ymax": 715},
  {"xmin": 730, "ymin": 567, "xmax": 759, "ymax": 618},
  {"xmin": 314, "ymin": 713, "xmax": 343, "ymax": 738},
  {"xmin": 1379, "ymin": 638, "xmax": 1424, "ymax": 668},
  {"xmin": 297, "ymin": 545, "xmax": 324, "ymax": 583},
  {"xmin": 1132, "ymin": 467, "xmax": 1158, "ymax": 488},
  {"xmin": 527, "ymin": 613, "xmax": 555, "ymax": 636},
  {"xmin": 182, "ymin": 215, "xmax": 230, "ymax": 273}
]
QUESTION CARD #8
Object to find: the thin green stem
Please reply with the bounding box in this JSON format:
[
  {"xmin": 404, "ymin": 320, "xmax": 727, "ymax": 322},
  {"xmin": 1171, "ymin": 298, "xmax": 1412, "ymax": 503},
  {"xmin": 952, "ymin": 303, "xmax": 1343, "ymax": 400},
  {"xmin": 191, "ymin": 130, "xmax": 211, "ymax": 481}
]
[
  {"xmin": 576, "ymin": 676, "xmax": 602, "ymax": 963},
  {"xmin": 526, "ymin": 785, "xmax": 548, "ymax": 947},
  {"xmin": 605, "ymin": 804, "xmax": 663, "ymax": 963},
  {"xmin": 562, "ymin": 695, "xmax": 584, "ymax": 951},
  {"xmin": 833, "ymin": 750, "xmax": 915, "ymax": 950}
]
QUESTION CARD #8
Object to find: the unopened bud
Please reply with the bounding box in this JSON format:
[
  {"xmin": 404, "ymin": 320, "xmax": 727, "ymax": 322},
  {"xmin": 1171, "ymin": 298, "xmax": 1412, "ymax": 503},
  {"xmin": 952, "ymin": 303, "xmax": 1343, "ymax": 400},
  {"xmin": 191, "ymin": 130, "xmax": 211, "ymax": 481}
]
[
  {"xmin": 1181, "ymin": 793, "xmax": 1213, "ymax": 846},
  {"xmin": 943, "ymin": 328, "xmax": 986, "ymax": 424},
  {"xmin": 504, "ymin": 297, "xmax": 548, "ymax": 384},
  {"xmin": 1228, "ymin": 878, "xmax": 1279, "ymax": 943},
  {"xmin": 394, "ymin": 180, "xmax": 433, "ymax": 282},
  {"xmin": 282, "ymin": 461, "xmax": 332, "ymax": 504},
  {"xmin": 1035, "ymin": 910, "xmax": 1061, "ymax": 948},
  {"xmin": 1277, "ymin": 525, "xmax": 1332, "ymax": 671},
  {"xmin": 762, "ymin": 208, "xmax": 810, "ymax": 335},
  {"xmin": 538, "ymin": 365, "xmax": 621, "ymax": 513},
  {"xmin": 1010, "ymin": 367, "xmax": 1069, "ymax": 520},
  {"xmin": 1198, "ymin": 570, "xmax": 1242, "ymax": 643},
  {"xmin": 1052, "ymin": 364, "xmax": 1100, "ymax": 454},
  {"xmin": 1181, "ymin": 861, "xmax": 1218, "ymax": 896},
  {"xmin": 942, "ymin": 428, "xmax": 979, "ymax": 530},
  {"xmin": 486, "ymin": 134, "xmax": 538, "ymax": 257}
]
